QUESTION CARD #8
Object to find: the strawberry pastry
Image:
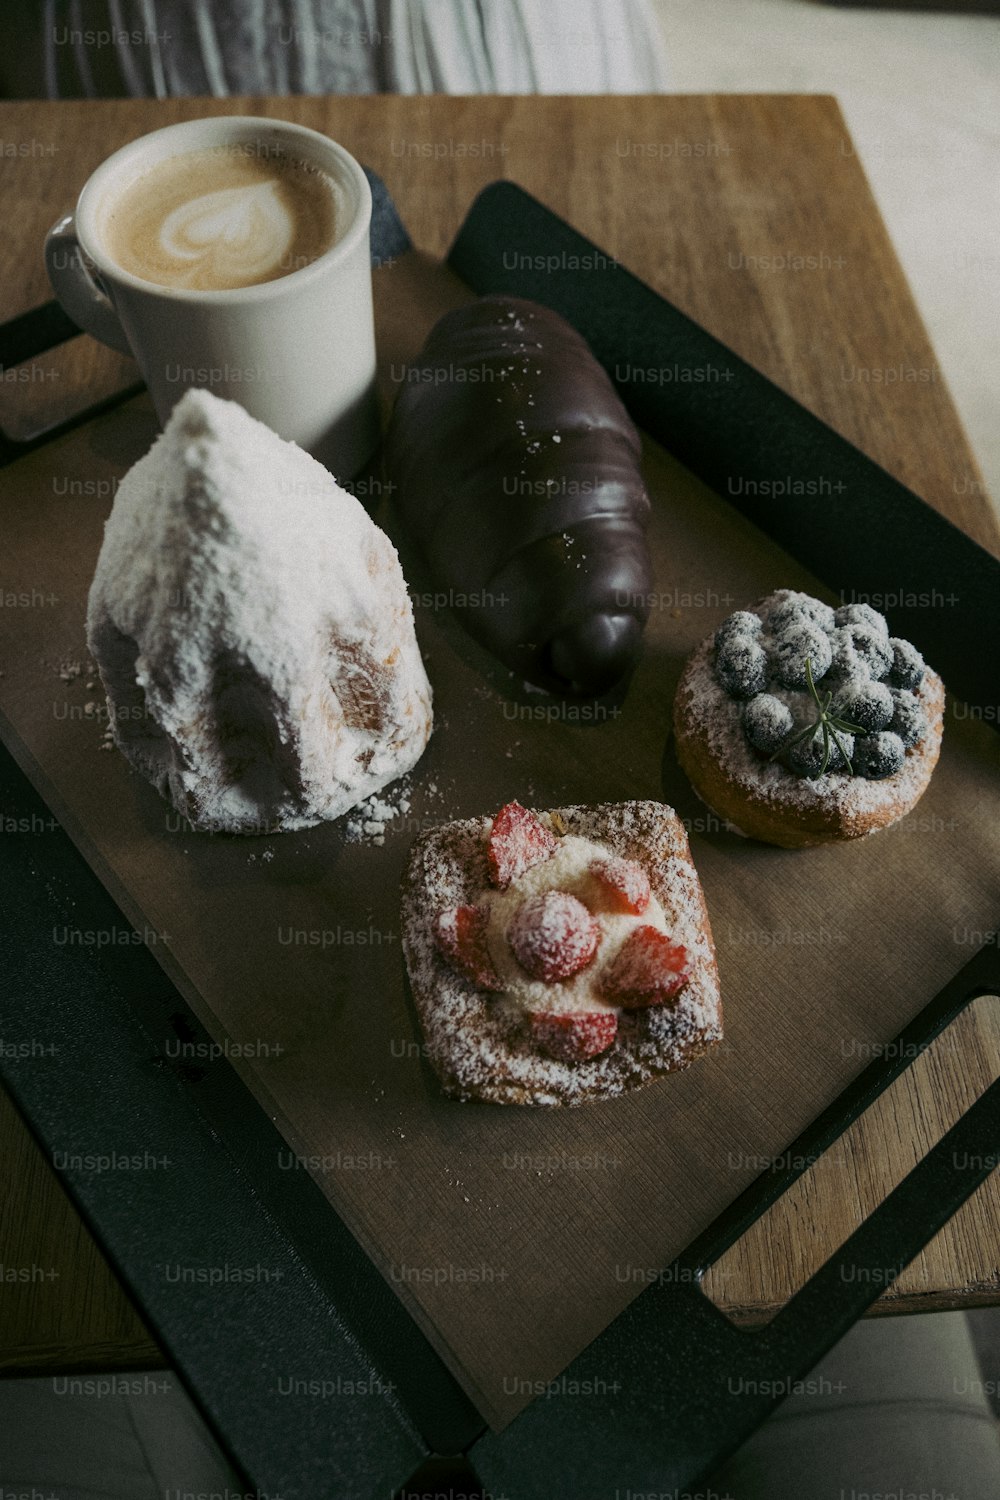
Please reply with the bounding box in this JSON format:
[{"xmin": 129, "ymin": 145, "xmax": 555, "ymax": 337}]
[{"xmin": 401, "ymin": 800, "xmax": 722, "ymax": 1105}]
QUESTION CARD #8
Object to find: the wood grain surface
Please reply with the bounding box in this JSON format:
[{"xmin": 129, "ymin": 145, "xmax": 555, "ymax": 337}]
[
  {"xmin": 1, "ymin": 94, "xmax": 997, "ymax": 1383},
  {"xmin": 0, "ymin": 1089, "xmax": 159, "ymax": 1374}
]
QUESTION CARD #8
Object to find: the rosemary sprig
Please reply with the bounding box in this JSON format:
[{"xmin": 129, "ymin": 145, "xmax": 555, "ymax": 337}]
[{"xmin": 770, "ymin": 657, "xmax": 865, "ymax": 778}]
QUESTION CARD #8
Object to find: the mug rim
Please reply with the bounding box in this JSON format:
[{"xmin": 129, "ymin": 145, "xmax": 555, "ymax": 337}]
[{"xmin": 74, "ymin": 114, "xmax": 372, "ymax": 303}]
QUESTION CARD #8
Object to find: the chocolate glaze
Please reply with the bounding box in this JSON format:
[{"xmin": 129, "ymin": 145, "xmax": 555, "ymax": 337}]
[{"xmin": 384, "ymin": 296, "xmax": 653, "ymax": 694}]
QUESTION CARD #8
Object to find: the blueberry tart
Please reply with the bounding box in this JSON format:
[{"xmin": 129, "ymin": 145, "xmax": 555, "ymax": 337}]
[{"xmin": 672, "ymin": 591, "xmax": 944, "ymax": 847}]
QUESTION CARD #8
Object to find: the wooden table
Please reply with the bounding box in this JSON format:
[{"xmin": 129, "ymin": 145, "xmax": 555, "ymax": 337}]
[{"xmin": 1, "ymin": 93, "xmax": 998, "ymax": 1376}]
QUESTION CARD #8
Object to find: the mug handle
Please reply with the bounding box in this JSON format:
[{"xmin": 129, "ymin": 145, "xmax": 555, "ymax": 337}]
[{"xmin": 44, "ymin": 211, "xmax": 134, "ymax": 356}]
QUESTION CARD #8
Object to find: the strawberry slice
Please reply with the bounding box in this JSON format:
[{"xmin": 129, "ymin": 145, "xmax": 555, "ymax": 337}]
[
  {"xmin": 508, "ymin": 890, "xmax": 599, "ymax": 982},
  {"xmin": 487, "ymin": 801, "xmax": 558, "ymax": 889},
  {"xmin": 601, "ymin": 926, "xmax": 690, "ymax": 1008},
  {"xmin": 589, "ymin": 855, "xmax": 651, "ymax": 915},
  {"xmin": 433, "ymin": 904, "xmax": 502, "ymax": 991},
  {"xmin": 528, "ymin": 1009, "xmax": 618, "ymax": 1064}
]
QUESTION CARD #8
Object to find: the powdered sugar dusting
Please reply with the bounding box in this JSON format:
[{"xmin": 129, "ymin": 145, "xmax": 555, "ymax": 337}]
[
  {"xmin": 345, "ymin": 777, "xmax": 414, "ymax": 846},
  {"xmin": 86, "ymin": 390, "xmax": 433, "ymax": 833}
]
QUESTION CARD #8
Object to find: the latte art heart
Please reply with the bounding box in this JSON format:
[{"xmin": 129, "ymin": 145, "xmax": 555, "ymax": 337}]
[
  {"xmin": 102, "ymin": 144, "xmax": 340, "ymax": 292},
  {"xmin": 159, "ymin": 183, "xmax": 296, "ymax": 284}
]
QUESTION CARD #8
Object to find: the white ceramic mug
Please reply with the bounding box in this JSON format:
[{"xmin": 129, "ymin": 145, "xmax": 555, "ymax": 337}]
[{"xmin": 45, "ymin": 115, "xmax": 378, "ymax": 478}]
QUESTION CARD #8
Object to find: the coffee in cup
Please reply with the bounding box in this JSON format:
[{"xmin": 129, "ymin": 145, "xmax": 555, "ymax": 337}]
[
  {"xmin": 101, "ymin": 144, "xmax": 343, "ymax": 292},
  {"xmin": 45, "ymin": 116, "xmax": 379, "ymax": 478}
]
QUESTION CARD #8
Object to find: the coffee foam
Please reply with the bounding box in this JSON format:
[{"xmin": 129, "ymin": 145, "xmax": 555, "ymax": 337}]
[{"xmin": 101, "ymin": 144, "xmax": 342, "ymax": 292}]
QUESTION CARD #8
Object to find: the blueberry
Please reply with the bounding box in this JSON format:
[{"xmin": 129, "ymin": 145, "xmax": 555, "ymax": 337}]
[
  {"xmin": 889, "ymin": 689, "xmax": 927, "ymax": 748},
  {"xmin": 834, "ymin": 603, "xmax": 889, "ymax": 638},
  {"xmin": 715, "ymin": 637, "xmax": 769, "ymax": 699},
  {"xmin": 768, "ymin": 592, "xmax": 835, "ymax": 634},
  {"xmin": 715, "ymin": 611, "xmax": 762, "ymax": 650},
  {"xmin": 825, "ymin": 729, "xmax": 856, "ymax": 772},
  {"xmin": 854, "ymin": 731, "xmax": 905, "ymax": 780},
  {"xmin": 770, "ymin": 621, "xmax": 833, "ymax": 688},
  {"xmin": 833, "ymin": 679, "xmax": 893, "ymax": 733},
  {"xmin": 767, "ymin": 599, "xmax": 810, "ymax": 636},
  {"xmin": 743, "ymin": 693, "xmax": 794, "ymax": 754},
  {"xmin": 785, "ymin": 727, "xmax": 828, "ymax": 779},
  {"xmin": 831, "ymin": 624, "xmax": 893, "ymax": 680},
  {"xmin": 784, "ymin": 725, "xmax": 855, "ymax": 778},
  {"xmin": 802, "ymin": 597, "xmax": 836, "ymax": 633},
  {"xmin": 888, "ymin": 638, "xmax": 925, "ymax": 692},
  {"xmin": 828, "ymin": 636, "xmax": 871, "ymax": 684}
]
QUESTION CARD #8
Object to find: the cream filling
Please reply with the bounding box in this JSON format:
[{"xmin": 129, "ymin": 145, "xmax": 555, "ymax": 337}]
[{"xmin": 479, "ymin": 834, "xmax": 670, "ymax": 1016}]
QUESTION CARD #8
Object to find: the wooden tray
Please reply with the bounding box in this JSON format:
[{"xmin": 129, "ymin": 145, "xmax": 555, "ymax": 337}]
[{"xmin": 1, "ymin": 238, "xmax": 999, "ymax": 1436}]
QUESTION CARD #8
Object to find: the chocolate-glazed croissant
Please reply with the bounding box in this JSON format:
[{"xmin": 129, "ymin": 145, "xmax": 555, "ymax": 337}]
[{"xmin": 384, "ymin": 296, "xmax": 653, "ymax": 695}]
